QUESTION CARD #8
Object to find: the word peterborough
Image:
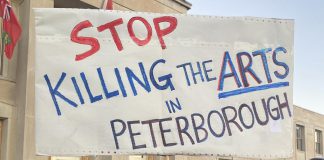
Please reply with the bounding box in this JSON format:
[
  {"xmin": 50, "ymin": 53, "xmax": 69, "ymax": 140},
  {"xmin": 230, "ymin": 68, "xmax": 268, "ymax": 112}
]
[{"xmin": 111, "ymin": 92, "xmax": 291, "ymax": 149}]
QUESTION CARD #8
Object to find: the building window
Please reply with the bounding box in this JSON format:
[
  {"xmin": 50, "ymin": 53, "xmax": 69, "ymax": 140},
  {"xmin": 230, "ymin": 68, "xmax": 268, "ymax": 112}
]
[
  {"xmin": 315, "ymin": 129, "xmax": 323, "ymax": 155},
  {"xmin": 296, "ymin": 124, "xmax": 305, "ymax": 151}
]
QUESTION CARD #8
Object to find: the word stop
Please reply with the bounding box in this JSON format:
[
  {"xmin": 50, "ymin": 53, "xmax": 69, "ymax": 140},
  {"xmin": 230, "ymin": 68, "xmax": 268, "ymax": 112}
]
[{"xmin": 71, "ymin": 16, "xmax": 178, "ymax": 61}]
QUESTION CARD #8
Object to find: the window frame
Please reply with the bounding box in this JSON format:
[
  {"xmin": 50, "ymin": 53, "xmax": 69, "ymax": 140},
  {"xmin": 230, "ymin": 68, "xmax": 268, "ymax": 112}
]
[
  {"xmin": 315, "ymin": 129, "xmax": 323, "ymax": 155},
  {"xmin": 296, "ymin": 124, "xmax": 305, "ymax": 151}
]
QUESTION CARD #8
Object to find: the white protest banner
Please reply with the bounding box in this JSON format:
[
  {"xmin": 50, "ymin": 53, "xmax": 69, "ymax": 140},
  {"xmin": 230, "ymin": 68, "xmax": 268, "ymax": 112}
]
[{"xmin": 35, "ymin": 8, "xmax": 294, "ymax": 158}]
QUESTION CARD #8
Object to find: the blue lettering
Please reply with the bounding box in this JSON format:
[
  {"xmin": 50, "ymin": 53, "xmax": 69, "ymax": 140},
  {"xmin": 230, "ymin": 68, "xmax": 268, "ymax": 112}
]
[
  {"xmin": 44, "ymin": 73, "xmax": 77, "ymax": 116},
  {"xmin": 80, "ymin": 72, "xmax": 103, "ymax": 103},
  {"xmin": 150, "ymin": 59, "xmax": 175, "ymax": 91},
  {"xmin": 115, "ymin": 68, "xmax": 127, "ymax": 97},
  {"xmin": 218, "ymin": 51, "xmax": 242, "ymax": 91},
  {"xmin": 126, "ymin": 62, "xmax": 151, "ymax": 96},
  {"xmin": 202, "ymin": 60, "xmax": 217, "ymax": 82},
  {"xmin": 236, "ymin": 52, "xmax": 262, "ymax": 87},
  {"xmin": 97, "ymin": 67, "xmax": 119, "ymax": 99},
  {"xmin": 273, "ymin": 47, "xmax": 289, "ymax": 79},
  {"xmin": 71, "ymin": 76, "xmax": 84, "ymax": 105},
  {"xmin": 176, "ymin": 62, "xmax": 191, "ymax": 86},
  {"xmin": 252, "ymin": 48, "xmax": 273, "ymax": 83}
]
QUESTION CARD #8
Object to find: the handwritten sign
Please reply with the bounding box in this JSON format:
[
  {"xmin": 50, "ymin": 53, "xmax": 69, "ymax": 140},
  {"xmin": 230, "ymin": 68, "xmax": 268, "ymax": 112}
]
[{"xmin": 35, "ymin": 8, "xmax": 294, "ymax": 158}]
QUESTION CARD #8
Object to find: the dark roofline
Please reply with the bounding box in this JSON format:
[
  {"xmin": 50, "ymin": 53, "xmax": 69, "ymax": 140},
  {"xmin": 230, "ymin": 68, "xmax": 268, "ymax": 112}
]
[{"xmin": 173, "ymin": 0, "xmax": 192, "ymax": 10}]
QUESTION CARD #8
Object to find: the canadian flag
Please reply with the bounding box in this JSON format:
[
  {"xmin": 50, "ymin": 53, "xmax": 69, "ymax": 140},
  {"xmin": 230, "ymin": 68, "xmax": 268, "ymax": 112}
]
[
  {"xmin": 0, "ymin": 0, "xmax": 22, "ymax": 60},
  {"xmin": 102, "ymin": 0, "xmax": 113, "ymax": 10}
]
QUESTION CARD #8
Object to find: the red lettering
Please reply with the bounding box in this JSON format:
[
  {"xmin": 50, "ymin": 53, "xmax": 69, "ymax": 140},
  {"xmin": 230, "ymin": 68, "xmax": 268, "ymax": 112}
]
[
  {"xmin": 127, "ymin": 17, "xmax": 152, "ymax": 46},
  {"xmin": 72, "ymin": 16, "xmax": 179, "ymax": 61},
  {"xmin": 71, "ymin": 20, "xmax": 100, "ymax": 61},
  {"xmin": 153, "ymin": 16, "xmax": 177, "ymax": 49},
  {"xmin": 97, "ymin": 18, "xmax": 124, "ymax": 51}
]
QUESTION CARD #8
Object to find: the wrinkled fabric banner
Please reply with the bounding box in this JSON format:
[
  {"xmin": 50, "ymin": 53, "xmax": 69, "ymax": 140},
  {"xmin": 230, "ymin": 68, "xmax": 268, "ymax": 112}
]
[{"xmin": 34, "ymin": 8, "xmax": 294, "ymax": 158}]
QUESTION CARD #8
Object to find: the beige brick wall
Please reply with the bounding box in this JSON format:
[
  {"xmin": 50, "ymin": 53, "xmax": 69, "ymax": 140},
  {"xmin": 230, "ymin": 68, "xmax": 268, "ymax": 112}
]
[
  {"xmin": 78, "ymin": 0, "xmax": 191, "ymax": 13},
  {"xmin": 294, "ymin": 106, "xmax": 324, "ymax": 160}
]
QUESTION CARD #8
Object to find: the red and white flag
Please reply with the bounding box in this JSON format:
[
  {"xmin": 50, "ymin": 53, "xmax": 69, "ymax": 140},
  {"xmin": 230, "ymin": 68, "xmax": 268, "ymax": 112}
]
[
  {"xmin": 0, "ymin": 0, "xmax": 22, "ymax": 60},
  {"xmin": 102, "ymin": 0, "xmax": 113, "ymax": 10}
]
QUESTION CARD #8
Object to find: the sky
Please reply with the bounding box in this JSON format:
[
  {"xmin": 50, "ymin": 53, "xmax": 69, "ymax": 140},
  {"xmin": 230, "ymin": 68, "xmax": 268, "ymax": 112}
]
[{"xmin": 187, "ymin": 0, "xmax": 324, "ymax": 114}]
